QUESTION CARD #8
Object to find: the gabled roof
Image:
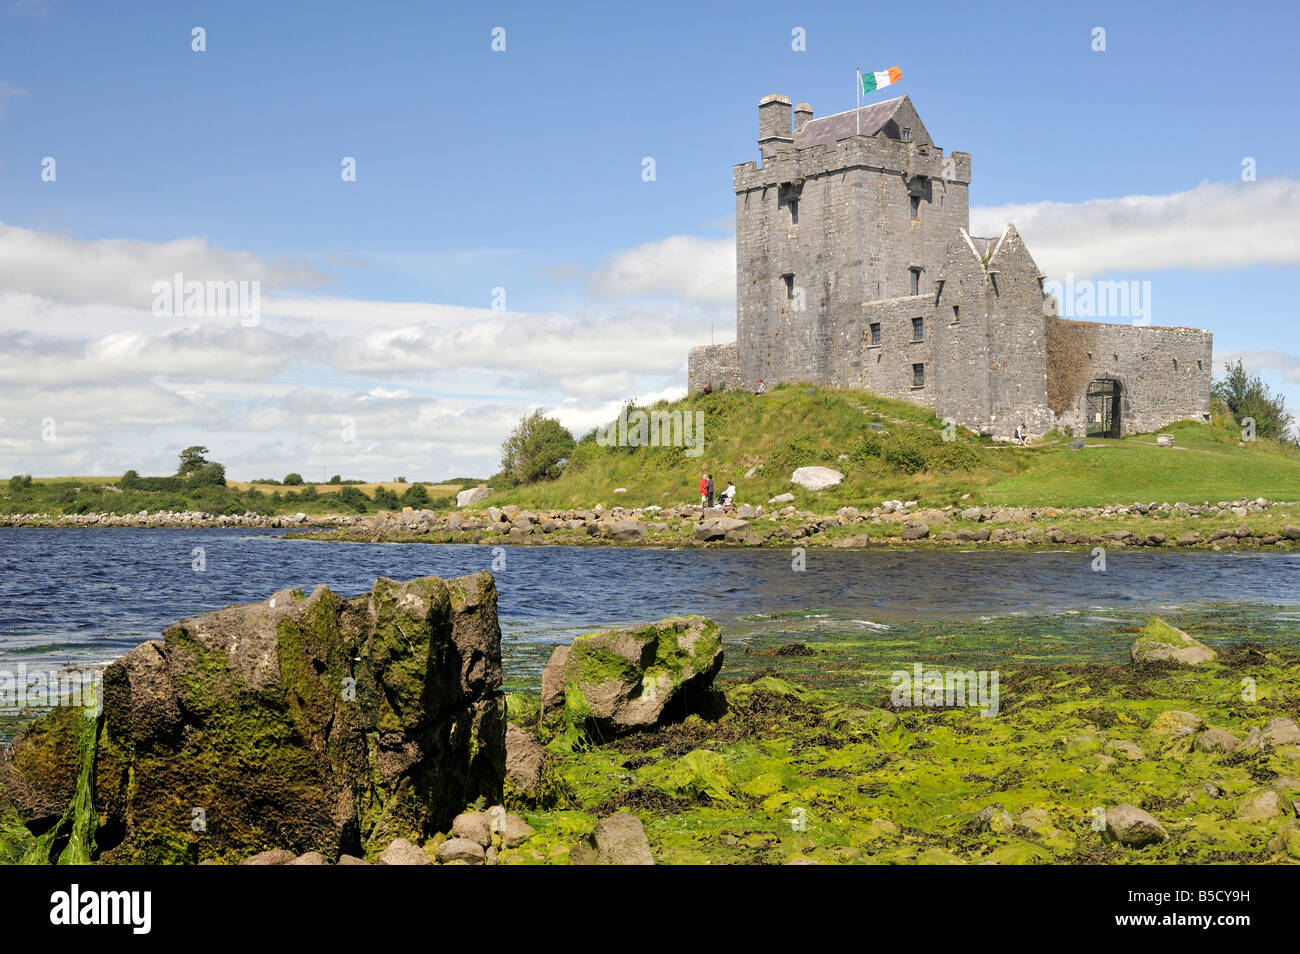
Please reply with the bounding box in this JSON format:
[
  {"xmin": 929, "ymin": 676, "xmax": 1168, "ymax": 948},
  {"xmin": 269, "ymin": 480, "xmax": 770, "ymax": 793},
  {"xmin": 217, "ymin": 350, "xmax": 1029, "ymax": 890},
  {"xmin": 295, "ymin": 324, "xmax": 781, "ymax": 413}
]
[
  {"xmin": 794, "ymin": 96, "xmax": 905, "ymax": 151},
  {"xmin": 967, "ymin": 235, "xmax": 1002, "ymax": 261}
]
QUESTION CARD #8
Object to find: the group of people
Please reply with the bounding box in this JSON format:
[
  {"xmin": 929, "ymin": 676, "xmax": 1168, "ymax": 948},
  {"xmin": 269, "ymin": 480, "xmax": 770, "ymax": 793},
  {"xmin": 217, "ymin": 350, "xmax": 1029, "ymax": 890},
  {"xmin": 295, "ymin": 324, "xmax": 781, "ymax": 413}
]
[{"xmin": 698, "ymin": 473, "xmax": 735, "ymax": 509}]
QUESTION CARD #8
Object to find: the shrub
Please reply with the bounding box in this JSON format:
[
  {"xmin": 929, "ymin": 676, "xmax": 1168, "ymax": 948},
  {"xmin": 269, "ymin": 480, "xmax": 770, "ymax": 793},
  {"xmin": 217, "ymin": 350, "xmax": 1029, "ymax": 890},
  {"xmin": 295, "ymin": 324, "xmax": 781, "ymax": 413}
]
[
  {"xmin": 498, "ymin": 410, "xmax": 575, "ymax": 486},
  {"xmin": 283, "ymin": 473, "xmax": 304, "ymax": 486}
]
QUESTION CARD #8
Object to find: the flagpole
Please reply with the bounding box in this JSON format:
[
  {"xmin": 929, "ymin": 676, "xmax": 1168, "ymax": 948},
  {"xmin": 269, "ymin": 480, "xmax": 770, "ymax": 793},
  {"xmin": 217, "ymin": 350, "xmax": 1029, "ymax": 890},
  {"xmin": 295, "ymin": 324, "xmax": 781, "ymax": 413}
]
[{"xmin": 856, "ymin": 69, "xmax": 861, "ymax": 135}]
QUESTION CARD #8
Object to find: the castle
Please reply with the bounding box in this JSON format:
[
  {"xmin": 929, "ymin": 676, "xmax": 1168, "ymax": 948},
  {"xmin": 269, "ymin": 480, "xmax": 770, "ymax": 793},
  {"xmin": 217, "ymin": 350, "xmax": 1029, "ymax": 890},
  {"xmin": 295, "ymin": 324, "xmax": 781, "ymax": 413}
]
[{"xmin": 688, "ymin": 93, "xmax": 1212, "ymax": 439}]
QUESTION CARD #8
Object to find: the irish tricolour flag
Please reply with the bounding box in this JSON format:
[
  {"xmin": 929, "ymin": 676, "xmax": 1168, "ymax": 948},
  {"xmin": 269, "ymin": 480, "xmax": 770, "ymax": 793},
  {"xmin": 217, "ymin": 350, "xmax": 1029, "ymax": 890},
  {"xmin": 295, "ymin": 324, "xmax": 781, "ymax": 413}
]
[{"xmin": 860, "ymin": 66, "xmax": 902, "ymax": 94}]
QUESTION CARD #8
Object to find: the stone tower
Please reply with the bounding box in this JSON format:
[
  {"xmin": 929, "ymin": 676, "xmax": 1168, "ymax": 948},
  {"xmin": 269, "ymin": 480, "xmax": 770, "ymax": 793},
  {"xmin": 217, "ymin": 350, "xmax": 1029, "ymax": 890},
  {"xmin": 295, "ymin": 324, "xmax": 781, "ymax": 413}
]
[{"xmin": 734, "ymin": 94, "xmax": 970, "ymax": 388}]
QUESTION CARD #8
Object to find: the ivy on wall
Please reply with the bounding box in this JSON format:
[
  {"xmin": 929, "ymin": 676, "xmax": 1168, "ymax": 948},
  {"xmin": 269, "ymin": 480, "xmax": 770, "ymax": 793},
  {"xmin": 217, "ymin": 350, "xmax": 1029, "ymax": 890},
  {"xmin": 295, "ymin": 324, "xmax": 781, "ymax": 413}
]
[{"xmin": 1044, "ymin": 316, "xmax": 1100, "ymax": 416}]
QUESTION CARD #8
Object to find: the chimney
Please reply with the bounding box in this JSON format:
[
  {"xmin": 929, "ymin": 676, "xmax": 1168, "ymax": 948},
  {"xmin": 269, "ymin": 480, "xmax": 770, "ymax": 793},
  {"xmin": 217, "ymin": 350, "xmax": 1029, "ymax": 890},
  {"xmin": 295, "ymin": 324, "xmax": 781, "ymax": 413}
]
[
  {"xmin": 758, "ymin": 94, "xmax": 793, "ymax": 160},
  {"xmin": 793, "ymin": 102, "xmax": 814, "ymax": 136}
]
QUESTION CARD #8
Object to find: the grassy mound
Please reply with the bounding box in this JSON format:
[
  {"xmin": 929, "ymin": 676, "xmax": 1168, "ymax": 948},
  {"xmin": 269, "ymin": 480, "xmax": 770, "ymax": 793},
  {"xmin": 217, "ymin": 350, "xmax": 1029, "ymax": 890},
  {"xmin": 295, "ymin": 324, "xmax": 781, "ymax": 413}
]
[{"xmin": 486, "ymin": 384, "xmax": 1300, "ymax": 511}]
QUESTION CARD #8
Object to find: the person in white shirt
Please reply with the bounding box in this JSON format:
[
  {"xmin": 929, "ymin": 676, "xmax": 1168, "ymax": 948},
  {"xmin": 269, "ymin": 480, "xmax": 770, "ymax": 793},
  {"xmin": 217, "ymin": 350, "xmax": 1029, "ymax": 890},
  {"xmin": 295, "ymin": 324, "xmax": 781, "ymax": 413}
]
[{"xmin": 720, "ymin": 481, "xmax": 736, "ymax": 507}]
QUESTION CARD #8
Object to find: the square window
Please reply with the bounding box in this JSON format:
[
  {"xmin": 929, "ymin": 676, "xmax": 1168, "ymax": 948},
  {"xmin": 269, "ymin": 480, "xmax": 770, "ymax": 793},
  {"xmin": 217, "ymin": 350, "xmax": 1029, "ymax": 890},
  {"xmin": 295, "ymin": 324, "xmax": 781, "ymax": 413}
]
[
  {"xmin": 909, "ymin": 268, "xmax": 922, "ymax": 296},
  {"xmin": 869, "ymin": 322, "xmax": 881, "ymax": 345},
  {"xmin": 912, "ymin": 317, "xmax": 924, "ymax": 341},
  {"xmin": 912, "ymin": 363, "xmax": 925, "ymax": 387}
]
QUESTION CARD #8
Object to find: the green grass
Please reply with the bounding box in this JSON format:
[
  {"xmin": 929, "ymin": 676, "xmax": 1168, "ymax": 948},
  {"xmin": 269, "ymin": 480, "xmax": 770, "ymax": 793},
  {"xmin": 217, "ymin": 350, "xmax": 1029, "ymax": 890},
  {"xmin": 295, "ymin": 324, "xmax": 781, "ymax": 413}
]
[
  {"xmin": 485, "ymin": 384, "xmax": 1300, "ymax": 511},
  {"xmin": 983, "ymin": 420, "xmax": 1300, "ymax": 506}
]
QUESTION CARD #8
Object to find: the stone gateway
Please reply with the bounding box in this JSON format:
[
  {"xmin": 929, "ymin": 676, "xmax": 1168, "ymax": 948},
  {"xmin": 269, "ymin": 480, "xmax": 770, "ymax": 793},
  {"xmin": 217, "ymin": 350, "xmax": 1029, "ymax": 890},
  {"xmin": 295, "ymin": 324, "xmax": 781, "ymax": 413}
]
[{"xmin": 688, "ymin": 93, "xmax": 1212, "ymax": 440}]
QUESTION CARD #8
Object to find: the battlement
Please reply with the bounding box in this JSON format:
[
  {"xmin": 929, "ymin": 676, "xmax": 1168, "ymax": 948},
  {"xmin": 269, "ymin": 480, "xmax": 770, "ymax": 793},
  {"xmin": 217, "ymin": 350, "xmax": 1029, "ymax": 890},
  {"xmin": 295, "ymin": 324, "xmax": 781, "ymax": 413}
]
[{"xmin": 734, "ymin": 136, "xmax": 971, "ymax": 193}]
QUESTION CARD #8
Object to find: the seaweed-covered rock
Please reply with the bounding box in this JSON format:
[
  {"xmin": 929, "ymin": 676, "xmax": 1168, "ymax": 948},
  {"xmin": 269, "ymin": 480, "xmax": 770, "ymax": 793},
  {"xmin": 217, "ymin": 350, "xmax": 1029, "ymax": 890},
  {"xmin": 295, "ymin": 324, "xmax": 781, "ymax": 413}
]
[
  {"xmin": 0, "ymin": 572, "xmax": 507, "ymax": 864},
  {"xmin": 541, "ymin": 617, "xmax": 723, "ymax": 736},
  {"xmin": 1103, "ymin": 803, "xmax": 1167, "ymax": 847},
  {"xmin": 570, "ymin": 811, "xmax": 654, "ymax": 865},
  {"xmin": 1130, "ymin": 618, "xmax": 1216, "ymax": 665}
]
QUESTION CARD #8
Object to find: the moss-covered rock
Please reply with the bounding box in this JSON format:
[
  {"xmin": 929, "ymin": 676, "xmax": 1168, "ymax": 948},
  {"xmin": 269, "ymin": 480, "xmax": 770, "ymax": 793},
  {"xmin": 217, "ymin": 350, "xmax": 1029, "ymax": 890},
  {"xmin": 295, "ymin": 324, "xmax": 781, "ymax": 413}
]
[
  {"xmin": 1131, "ymin": 617, "xmax": 1216, "ymax": 665},
  {"xmin": 541, "ymin": 616, "xmax": 723, "ymax": 739},
  {"xmin": 0, "ymin": 572, "xmax": 506, "ymax": 864}
]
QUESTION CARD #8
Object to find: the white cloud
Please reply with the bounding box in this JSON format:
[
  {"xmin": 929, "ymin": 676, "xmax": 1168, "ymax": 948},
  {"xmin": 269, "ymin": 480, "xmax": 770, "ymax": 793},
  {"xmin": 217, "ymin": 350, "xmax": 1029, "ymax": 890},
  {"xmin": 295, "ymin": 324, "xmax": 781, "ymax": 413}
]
[
  {"xmin": 587, "ymin": 235, "xmax": 734, "ymax": 304},
  {"xmin": 972, "ymin": 178, "xmax": 1300, "ymax": 278},
  {"xmin": 0, "ymin": 222, "xmax": 326, "ymax": 310}
]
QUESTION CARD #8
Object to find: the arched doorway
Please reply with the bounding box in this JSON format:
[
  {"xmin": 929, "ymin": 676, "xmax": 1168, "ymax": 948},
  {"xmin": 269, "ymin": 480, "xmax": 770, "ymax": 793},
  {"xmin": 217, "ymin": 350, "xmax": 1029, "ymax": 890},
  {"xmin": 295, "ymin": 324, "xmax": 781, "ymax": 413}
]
[{"xmin": 1086, "ymin": 378, "xmax": 1121, "ymax": 438}]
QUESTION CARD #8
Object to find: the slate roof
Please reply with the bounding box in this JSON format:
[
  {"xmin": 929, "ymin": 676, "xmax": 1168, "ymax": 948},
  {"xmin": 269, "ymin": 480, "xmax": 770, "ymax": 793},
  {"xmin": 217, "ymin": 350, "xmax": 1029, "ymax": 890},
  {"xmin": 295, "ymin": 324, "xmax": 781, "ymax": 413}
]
[{"xmin": 794, "ymin": 97, "xmax": 904, "ymax": 151}]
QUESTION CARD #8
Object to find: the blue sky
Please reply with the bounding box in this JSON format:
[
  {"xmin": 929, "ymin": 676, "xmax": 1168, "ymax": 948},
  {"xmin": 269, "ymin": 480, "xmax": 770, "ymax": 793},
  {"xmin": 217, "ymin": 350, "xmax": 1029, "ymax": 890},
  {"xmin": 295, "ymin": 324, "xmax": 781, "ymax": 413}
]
[{"xmin": 2, "ymin": 0, "xmax": 1298, "ymax": 479}]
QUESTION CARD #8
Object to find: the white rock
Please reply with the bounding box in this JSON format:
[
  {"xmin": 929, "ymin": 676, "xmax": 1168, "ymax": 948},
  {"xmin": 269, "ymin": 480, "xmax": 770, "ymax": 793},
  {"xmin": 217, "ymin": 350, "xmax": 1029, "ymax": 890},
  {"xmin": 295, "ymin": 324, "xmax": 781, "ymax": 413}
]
[{"xmin": 790, "ymin": 467, "xmax": 844, "ymax": 491}]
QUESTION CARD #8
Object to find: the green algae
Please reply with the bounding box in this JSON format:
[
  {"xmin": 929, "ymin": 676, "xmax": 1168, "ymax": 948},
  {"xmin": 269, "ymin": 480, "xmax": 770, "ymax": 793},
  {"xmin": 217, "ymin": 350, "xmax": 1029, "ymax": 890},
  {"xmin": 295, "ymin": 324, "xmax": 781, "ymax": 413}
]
[{"xmin": 512, "ymin": 613, "xmax": 1300, "ymax": 864}]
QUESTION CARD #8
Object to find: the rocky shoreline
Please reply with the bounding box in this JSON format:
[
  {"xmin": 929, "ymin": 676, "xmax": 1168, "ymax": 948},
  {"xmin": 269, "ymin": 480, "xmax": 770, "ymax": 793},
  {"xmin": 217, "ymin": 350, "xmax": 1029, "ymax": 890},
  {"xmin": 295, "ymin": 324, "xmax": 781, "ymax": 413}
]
[{"xmin": 5, "ymin": 496, "xmax": 1300, "ymax": 551}]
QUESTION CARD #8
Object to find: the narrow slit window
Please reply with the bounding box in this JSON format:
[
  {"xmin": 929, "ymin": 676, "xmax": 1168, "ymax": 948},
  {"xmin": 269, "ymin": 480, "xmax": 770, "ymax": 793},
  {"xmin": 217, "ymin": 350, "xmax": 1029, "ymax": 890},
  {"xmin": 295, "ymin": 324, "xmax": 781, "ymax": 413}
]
[
  {"xmin": 910, "ymin": 194, "xmax": 920, "ymax": 221},
  {"xmin": 952, "ymin": 304, "xmax": 960, "ymax": 323},
  {"xmin": 909, "ymin": 268, "xmax": 922, "ymax": 296},
  {"xmin": 912, "ymin": 317, "xmax": 924, "ymax": 341},
  {"xmin": 782, "ymin": 274, "xmax": 795, "ymax": 299},
  {"xmin": 912, "ymin": 363, "xmax": 925, "ymax": 387}
]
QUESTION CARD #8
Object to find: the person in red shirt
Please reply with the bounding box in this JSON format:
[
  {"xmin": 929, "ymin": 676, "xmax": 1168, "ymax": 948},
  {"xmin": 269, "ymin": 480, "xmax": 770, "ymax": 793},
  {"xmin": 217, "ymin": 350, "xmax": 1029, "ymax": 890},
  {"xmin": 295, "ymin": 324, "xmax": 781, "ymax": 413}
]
[{"xmin": 698, "ymin": 473, "xmax": 708, "ymax": 507}]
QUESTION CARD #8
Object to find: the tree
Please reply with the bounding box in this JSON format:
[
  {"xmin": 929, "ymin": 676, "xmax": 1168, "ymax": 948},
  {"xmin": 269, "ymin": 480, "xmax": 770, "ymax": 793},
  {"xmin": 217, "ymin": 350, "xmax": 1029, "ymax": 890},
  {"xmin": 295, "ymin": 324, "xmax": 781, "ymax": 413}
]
[
  {"xmin": 328, "ymin": 474, "xmax": 342, "ymax": 484},
  {"xmin": 498, "ymin": 410, "xmax": 575, "ymax": 486},
  {"xmin": 177, "ymin": 445, "xmax": 211, "ymax": 477},
  {"xmin": 283, "ymin": 472, "xmax": 304, "ymax": 486},
  {"xmin": 401, "ymin": 483, "xmax": 430, "ymax": 508},
  {"xmin": 1212, "ymin": 360, "xmax": 1295, "ymax": 441}
]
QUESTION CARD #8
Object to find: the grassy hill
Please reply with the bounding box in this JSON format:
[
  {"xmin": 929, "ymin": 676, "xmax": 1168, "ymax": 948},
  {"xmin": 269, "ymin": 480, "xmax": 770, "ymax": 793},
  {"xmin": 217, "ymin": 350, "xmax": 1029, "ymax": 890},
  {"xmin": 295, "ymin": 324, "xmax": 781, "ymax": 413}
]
[{"xmin": 487, "ymin": 384, "xmax": 1300, "ymax": 511}]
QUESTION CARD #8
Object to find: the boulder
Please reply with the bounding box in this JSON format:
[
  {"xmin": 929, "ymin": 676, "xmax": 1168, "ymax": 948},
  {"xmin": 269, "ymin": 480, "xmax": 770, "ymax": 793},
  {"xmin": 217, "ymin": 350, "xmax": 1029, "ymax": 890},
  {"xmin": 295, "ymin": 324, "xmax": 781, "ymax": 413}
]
[
  {"xmin": 1156, "ymin": 434, "xmax": 1175, "ymax": 447},
  {"xmin": 1148, "ymin": 710, "xmax": 1204, "ymax": 738},
  {"xmin": 789, "ymin": 467, "xmax": 844, "ymax": 491},
  {"xmin": 289, "ymin": 851, "xmax": 328, "ymax": 865},
  {"xmin": 606, "ymin": 519, "xmax": 646, "ymax": 542},
  {"xmin": 1103, "ymin": 804, "xmax": 1167, "ymax": 847},
  {"xmin": 570, "ymin": 812, "xmax": 654, "ymax": 865},
  {"xmin": 768, "ymin": 493, "xmax": 795, "ymax": 504},
  {"xmin": 1237, "ymin": 789, "xmax": 1286, "ymax": 820},
  {"xmin": 437, "ymin": 837, "xmax": 486, "ymax": 865},
  {"xmin": 376, "ymin": 838, "xmax": 433, "ymax": 865},
  {"xmin": 901, "ymin": 520, "xmax": 929, "ymax": 541},
  {"xmin": 503, "ymin": 812, "xmax": 534, "ymax": 848},
  {"xmin": 240, "ymin": 848, "xmax": 295, "ymax": 865},
  {"xmin": 456, "ymin": 486, "xmax": 491, "ymax": 508},
  {"xmin": 1195, "ymin": 728, "xmax": 1241, "ymax": 754},
  {"xmin": 1130, "ymin": 617, "xmax": 1216, "ymax": 665},
  {"xmin": 505, "ymin": 723, "xmax": 545, "ymax": 793},
  {"xmin": 694, "ymin": 517, "xmax": 748, "ymax": 541},
  {"xmin": 541, "ymin": 616, "xmax": 723, "ymax": 735},
  {"xmin": 1264, "ymin": 717, "xmax": 1300, "ymax": 746},
  {"xmin": 0, "ymin": 573, "xmax": 507, "ymax": 864},
  {"xmin": 451, "ymin": 811, "xmax": 492, "ymax": 847}
]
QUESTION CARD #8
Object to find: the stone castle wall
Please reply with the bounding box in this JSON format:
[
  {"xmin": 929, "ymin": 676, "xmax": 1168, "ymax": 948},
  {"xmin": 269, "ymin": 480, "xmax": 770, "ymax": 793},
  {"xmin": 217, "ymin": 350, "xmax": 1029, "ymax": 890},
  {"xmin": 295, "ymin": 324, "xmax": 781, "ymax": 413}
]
[
  {"xmin": 687, "ymin": 342, "xmax": 741, "ymax": 392},
  {"xmin": 1049, "ymin": 322, "xmax": 1214, "ymax": 436}
]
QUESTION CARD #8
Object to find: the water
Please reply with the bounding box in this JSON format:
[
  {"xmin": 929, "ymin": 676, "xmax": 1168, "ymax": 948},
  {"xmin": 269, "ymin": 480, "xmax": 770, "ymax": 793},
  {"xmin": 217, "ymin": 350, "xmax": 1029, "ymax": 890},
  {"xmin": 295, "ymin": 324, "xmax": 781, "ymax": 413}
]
[{"xmin": 2, "ymin": 528, "xmax": 1300, "ymax": 687}]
